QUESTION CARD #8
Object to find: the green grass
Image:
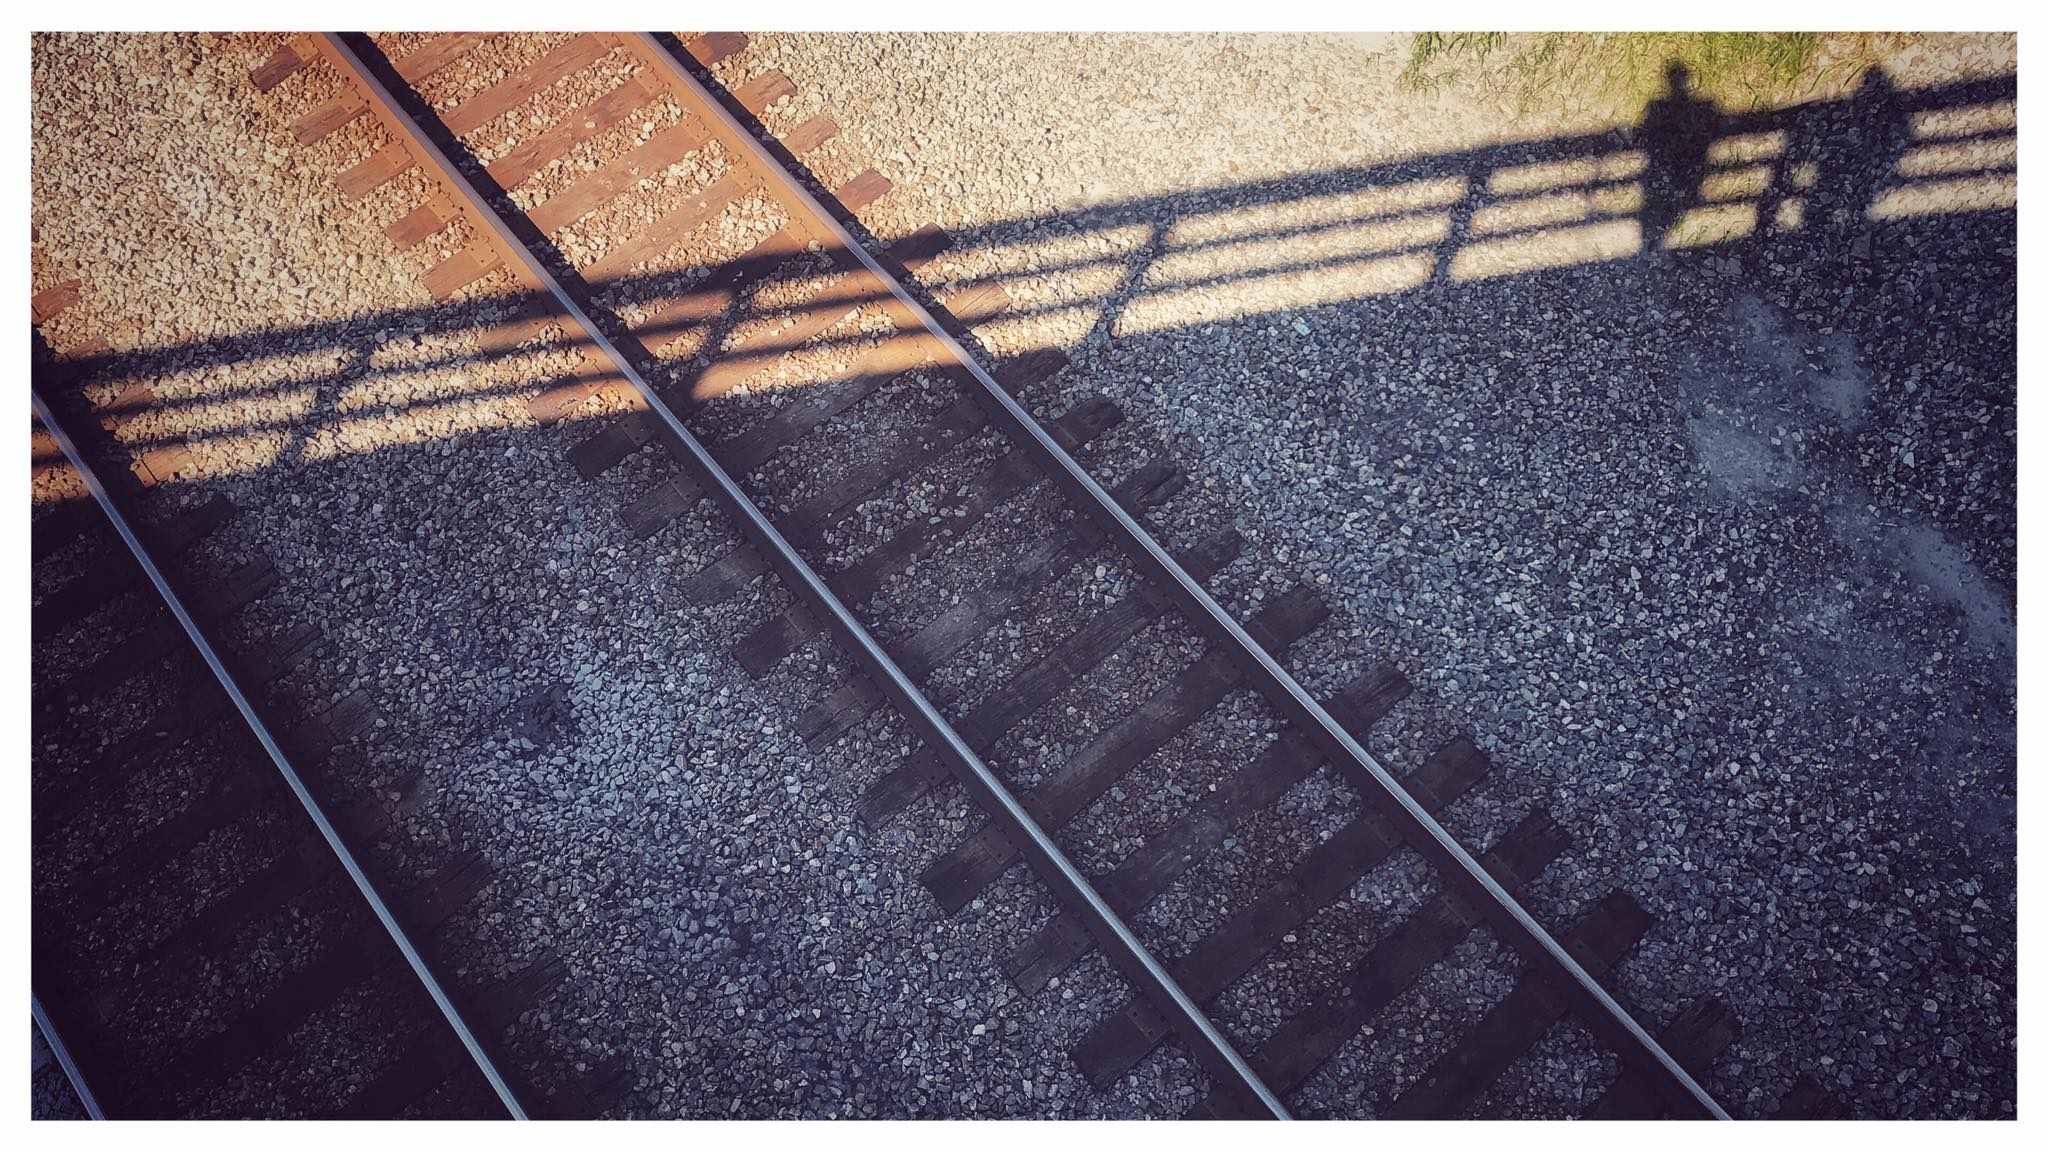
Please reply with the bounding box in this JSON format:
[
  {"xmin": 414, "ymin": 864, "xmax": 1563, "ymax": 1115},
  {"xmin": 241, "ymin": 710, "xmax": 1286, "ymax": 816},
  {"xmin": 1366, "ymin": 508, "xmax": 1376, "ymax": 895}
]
[{"xmin": 1401, "ymin": 32, "xmax": 1912, "ymax": 119}]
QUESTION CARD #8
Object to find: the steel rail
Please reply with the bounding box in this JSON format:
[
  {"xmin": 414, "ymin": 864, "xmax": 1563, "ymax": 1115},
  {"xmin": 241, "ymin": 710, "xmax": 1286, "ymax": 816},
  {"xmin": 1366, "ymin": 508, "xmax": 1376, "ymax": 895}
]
[
  {"xmin": 32, "ymin": 994, "xmax": 106, "ymax": 1120},
  {"xmin": 635, "ymin": 33, "xmax": 1731, "ymax": 1120},
  {"xmin": 316, "ymin": 32, "xmax": 1292, "ymax": 1120},
  {"xmin": 27, "ymin": 387, "xmax": 529, "ymax": 1121}
]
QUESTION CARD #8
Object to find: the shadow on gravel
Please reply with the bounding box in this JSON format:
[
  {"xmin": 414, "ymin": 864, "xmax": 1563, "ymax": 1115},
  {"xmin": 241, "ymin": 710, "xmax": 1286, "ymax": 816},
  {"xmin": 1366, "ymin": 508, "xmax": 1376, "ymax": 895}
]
[
  {"xmin": 34, "ymin": 63, "xmax": 2017, "ymax": 853},
  {"xmin": 37, "ymin": 69, "xmax": 2012, "ymax": 463},
  {"xmin": 31, "ymin": 57, "xmax": 2018, "ymax": 1118}
]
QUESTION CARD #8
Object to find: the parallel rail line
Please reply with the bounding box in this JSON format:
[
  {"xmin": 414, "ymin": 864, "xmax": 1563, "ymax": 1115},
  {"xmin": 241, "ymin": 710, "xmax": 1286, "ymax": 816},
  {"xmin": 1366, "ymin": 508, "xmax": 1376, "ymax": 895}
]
[
  {"xmin": 30, "ymin": 379, "xmax": 528, "ymax": 1121},
  {"xmin": 28, "ymin": 336, "xmax": 628, "ymax": 1117}
]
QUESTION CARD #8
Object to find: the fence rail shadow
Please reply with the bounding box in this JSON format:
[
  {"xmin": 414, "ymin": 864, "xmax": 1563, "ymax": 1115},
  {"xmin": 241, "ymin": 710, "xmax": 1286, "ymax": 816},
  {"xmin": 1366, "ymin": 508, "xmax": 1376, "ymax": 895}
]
[{"xmin": 31, "ymin": 69, "xmax": 2015, "ymax": 488}]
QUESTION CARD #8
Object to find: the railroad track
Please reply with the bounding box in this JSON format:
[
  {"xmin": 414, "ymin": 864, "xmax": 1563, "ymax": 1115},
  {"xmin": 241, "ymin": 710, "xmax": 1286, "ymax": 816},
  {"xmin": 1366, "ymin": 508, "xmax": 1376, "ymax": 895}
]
[
  {"xmin": 28, "ymin": 30, "xmax": 1851, "ymax": 1119},
  {"xmin": 232, "ymin": 31, "xmax": 1773, "ymax": 1119},
  {"xmin": 27, "ymin": 335, "xmax": 634, "ymax": 1119}
]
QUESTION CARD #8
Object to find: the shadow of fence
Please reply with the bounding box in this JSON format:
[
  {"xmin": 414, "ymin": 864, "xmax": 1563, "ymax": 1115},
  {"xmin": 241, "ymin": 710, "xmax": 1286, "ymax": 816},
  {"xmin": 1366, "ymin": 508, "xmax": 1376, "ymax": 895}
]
[{"xmin": 32, "ymin": 68, "xmax": 2014, "ymax": 493}]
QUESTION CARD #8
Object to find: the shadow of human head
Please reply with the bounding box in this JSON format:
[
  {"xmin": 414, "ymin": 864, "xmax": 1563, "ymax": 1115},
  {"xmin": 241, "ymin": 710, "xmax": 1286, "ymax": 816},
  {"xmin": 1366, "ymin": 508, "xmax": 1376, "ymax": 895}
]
[{"xmin": 1662, "ymin": 60, "xmax": 1692, "ymax": 99}]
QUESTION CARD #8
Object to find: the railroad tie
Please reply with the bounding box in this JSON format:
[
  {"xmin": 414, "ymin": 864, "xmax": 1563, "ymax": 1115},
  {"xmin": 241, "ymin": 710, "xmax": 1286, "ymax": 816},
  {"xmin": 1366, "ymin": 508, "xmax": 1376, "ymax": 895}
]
[
  {"xmin": 525, "ymin": 119, "xmax": 716, "ymax": 237},
  {"xmin": 1380, "ymin": 889, "xmax": 1655, "ymax": 1119},
  {"xmin": 854, "ymin": 529, "xmax": 1244, "ymax": 817},
  {"xmin": 736, "ymin": 398, "xmax": 1132, "ymax": 678},
  {"xmin": 540, "ymin": 1053, "xmax": 639, "ymax": 1119},
  {"xmin": 1584, "ymin": 996, "xmax": 1741, "ymax": 1119},
  {"xmin": 30, "ymin": 494, "xmax": 235, "ymax": 641},
  {"xmin": 679, "ymin": 223, "xmax": 986, "ymax": 404},
  {"xmin": 731, "ymin": 69, "xmax": 798, "ymax": 117},
  {"xmin": 562, "ymin": 230, "xmax": 973, "ymax": 475},
  {"xmin": 385, "ymin": 192, "xmax": 460, "ymax": 250},
  {"xmin": 60, "ymin": 771, "xmax": 276, "ymax": 914},
  {"xmin": 440, "ymin": 34, "xmax": 615, "ymax": 138},
  {"xmin": 30, "ymin": 277, "xmax": 84, "ymax": 324},
  {"xmin": 536, "ymin": 162, "xmax": 908, "ymax": 427},
  {"xmin": 127, "ymin": 923, "xmax": 403, "ymax": 1115},
  {"xmin": 46, "ymin": 536, "xmax": 274, "ymax": 716},
  {"xmin": 487, "ymin": 75, "xmax": 661, "ymax": 189},
  {"xmin": 289, "ymin": 92, "xmax": 368, "ymax": 144},
  {"xmin": 1004, "ymin": 664, "xmax": 1411, "ymax": 994},
  {"xmin": 336, "ymin": 141, "xmax": 417, "ymax": 200},
  {"xmin": 1769, "ymin": 1074, "xmax": 1850, "ymax": 1119},
  {"xmin": 771, "ymin": 459, "xmax": 1183, "ymax": 699},
  {"xmin": 31, "ymin": 561, "xmax": 139, "ymax": 641},
  {"xmin": 117, "ymin": 783, "xmax": 413, "ymax": 983},
  {"xmin": 130, "ymin": 848, "xmax": 491, "ymax": 1116},
  {"xmin": 921, "ymin": 585, "xmax": 1329, "ymax": 913},
  {"xmin": 31, "ymin": 494, "xmax": 106, "ymax": 563},
  {"xmin": 621, "ymin": 476, "xmax": 704, "ymax": 540},
  {"xmin": 739, "ymin": 391, "xmax": 1115, "ymax": 657},
  {"xmin": 337, "ymin": 1028, "xmax": 472, "ymax": 1119},
  {"xmin": 782, "ymin": 113, "xmax": 840, "ymax": 155},
  {"xmin": 821, "ymin": 392, "xmax": 1109, "ymax": 606},
  {"xmin": 341, "ymin": 946, "xmax": 576, "ymax": 1118},
  {"xmin": 580, "ymin": 173, "xmax": 748, "ymax": 286},
  {"xmin": 424, "ymin": 245, "xmax": 506, "ymax": 302},
  {"xmin": 390, "ymin": 33, "xmax": 489, "ymax": 85},
  {"xmin": 1183, "ymin": 809, "xmax": 1571, "ymax": 1118},
  {"xmin": 470, "ymin": 951, "xmax": 571, "ymax": 1036},
  {"xmin": 33, "ymin": 337, "xmax": 190, "ymax": 491},
  {"xmin": 1071, "ymin": 735, "xmax": 1496, "ymax": 1089},
  {"xmin": 683, "ymin": 290, "xmax": 878, "ymax": 405},
  {"xmin": 93, "ymin": 785, "xmax": 416, "ymax": 1023},
  {"xmin": 678, "ymin": 392, "xmax": 993, "ymax": 603},
  {"xmin": 682, "ymin": 31, "xmax": 748, "ymax": 68},
  {"xmin": 248, "ymin": 36, "xmax": 313, "ymax": 92},
  {"xmin": 615, "ymin": 166, "xmax": 891, "ymax": 363},
  {"xmin": 36, "ymin": 601, "xmax": 312, "ymax": 829}
]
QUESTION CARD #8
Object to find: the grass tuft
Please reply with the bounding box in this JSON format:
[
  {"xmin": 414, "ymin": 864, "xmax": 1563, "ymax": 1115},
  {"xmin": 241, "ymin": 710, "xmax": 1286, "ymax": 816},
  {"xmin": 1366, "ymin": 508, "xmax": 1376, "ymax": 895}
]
[{"xmin": 1401, "ymin": 32, "xmax": 1916, "ymax": 118}]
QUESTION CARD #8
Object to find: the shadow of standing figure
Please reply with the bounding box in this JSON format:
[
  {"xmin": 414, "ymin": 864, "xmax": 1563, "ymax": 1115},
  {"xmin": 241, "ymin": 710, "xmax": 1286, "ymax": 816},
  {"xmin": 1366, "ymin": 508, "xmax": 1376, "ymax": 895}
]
[
  {"xmin": 1806, "ymin": 67, "xmax": 1913, "ymax": 258},
  {"xmin": 1637, "ymin": 62, "xmax": 1719, "ymax": 253}
]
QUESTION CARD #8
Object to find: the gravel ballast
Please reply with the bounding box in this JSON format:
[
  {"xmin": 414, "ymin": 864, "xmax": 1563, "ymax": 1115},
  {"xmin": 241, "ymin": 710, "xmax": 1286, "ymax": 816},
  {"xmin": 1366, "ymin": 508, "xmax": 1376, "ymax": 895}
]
[
  {"xmin": 698, "ymin": 31, "xmax": 2017, "ymax": 1118},
  {"xmin": 29, "ymin": 31, "xmax": 2016, "ymax": 1119},
  {"xmin": 30, "ymin": 31, "xmax": 1143, "ymax": 1118}
]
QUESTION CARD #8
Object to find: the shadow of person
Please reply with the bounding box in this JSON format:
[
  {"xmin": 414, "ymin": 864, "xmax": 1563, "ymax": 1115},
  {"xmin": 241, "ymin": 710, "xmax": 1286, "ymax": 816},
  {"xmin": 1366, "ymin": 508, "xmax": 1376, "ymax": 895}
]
[
  {"xmin": 1637, "ymin": 61, "xmax": 1719, "ymax": 255},
  {"xmin": 1802, "ymin": 66, "xmax": 1912, "ymax": 260}
]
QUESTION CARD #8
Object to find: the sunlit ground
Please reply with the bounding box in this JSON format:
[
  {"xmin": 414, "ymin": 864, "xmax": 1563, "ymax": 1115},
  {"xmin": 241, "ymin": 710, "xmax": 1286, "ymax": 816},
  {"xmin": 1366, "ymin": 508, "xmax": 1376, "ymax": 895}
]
[{"xmin": 30, "ymin": 66, "xmax": 2015, "ymax": 496}]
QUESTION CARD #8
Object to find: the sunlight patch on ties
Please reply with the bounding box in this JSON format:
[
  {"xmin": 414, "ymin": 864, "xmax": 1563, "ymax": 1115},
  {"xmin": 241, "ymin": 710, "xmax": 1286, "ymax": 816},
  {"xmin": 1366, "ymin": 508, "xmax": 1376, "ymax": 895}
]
[
  {"xmin": 1873, "ymin": 100, "xmax": 2016, "ymax": 220},
  {"xmin": 1150, "ymin": 208, "xmax": 1448, "ymax": 286},
  {"xmin": 1170, "ymin": 177, "xmax": 1467, "ymax": 245},
  {"xmin": 168, "ymin": 434, "xmax": 292, "ymax": 481},
  {"xmin": 140, "ymin": 387, "xmax": 321, "ymax": 443}
]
